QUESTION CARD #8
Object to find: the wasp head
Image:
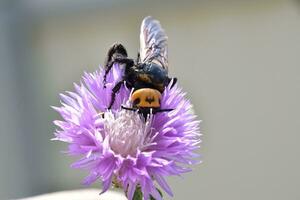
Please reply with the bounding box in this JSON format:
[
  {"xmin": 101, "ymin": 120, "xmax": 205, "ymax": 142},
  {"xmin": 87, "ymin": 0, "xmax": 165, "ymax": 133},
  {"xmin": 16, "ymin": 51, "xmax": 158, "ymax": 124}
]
[{"xmin": 121, "ymin": 88, "xmax": 173, "ymax": 119}]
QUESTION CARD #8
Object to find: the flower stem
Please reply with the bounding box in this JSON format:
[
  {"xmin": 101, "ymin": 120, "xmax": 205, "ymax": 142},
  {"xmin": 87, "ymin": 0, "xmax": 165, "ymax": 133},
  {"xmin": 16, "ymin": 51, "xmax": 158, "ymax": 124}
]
[{"xmin": 133, "ymin": 186, "xmax": 163, "ymax": 200}]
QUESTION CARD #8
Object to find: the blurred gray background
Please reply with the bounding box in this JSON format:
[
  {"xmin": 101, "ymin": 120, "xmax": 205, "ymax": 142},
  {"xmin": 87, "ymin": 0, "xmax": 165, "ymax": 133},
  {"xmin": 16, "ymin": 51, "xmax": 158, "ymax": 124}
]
[{"xmin": 1, "ymin": 0, "xmax": 300, "ymax": 199}]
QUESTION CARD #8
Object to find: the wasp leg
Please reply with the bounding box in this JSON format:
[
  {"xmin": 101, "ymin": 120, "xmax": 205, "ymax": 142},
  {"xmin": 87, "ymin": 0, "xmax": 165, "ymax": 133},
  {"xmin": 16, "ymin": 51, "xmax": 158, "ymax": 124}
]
[
  {"xmin": 104, "ymin": 57, "xmax": 134, "ymax": 88},
  {"xmin": 108, "ymin": 80, "xmax": 125, "ymax": 109},
  {"xmin": 103, "ymin": 43, "xmax": 128, "ymax": 88},
  {"xmin": 136, "ymin": 52, "xmax": 141, "ymax": 64},
  {"xmin": 97, "ymin": 112, "xmax": 105, "ymax": 118},
  {"xmin": 169, "ymin": 77, "xmax": 177, "ymax": 88}
]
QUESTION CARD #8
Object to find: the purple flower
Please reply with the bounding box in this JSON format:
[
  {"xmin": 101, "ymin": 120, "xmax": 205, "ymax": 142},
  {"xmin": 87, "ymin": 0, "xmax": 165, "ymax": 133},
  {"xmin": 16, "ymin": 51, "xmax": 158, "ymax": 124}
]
[{"xmin": 53, "ymin": 63, "xmax": 201, "ymax": 200}]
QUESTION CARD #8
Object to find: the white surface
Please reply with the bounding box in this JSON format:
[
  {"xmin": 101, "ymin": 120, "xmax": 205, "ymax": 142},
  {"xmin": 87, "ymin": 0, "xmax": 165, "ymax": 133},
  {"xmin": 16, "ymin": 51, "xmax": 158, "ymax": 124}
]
[{"xmin": 20, "ymin": 189, "xmax": 127, "ymax": 200}]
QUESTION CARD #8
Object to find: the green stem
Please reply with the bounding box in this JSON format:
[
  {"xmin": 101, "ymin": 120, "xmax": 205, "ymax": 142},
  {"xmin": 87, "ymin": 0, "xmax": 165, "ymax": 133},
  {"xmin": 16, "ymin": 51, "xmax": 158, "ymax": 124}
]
[{"xmin": 133, "ymin": 186, "xmax": 163, "ymax": 200}]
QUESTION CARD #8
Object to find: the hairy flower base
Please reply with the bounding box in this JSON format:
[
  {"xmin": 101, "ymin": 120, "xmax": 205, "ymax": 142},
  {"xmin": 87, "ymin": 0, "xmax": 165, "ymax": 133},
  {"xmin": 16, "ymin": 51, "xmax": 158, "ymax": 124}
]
[{"xmin": 53, "ymin": 64, "xmax": 201, "ymax": 200}]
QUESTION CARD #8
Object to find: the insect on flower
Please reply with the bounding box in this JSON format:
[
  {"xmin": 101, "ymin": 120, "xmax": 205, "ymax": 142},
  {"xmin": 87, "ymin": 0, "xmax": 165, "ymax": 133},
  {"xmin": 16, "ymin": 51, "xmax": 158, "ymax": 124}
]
[
  {"xmin": 104, "ymin": 16, "xmax": 177, "ymax": 118},
  {"xmin": 53, "ymin": 16, "xmax": 201, "ymax": 200}
]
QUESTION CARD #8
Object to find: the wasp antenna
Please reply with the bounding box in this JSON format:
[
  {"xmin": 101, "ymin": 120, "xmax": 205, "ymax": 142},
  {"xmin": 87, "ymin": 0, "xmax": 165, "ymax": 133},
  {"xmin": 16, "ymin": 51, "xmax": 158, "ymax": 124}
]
[
  {"xmin": 156, "ymin": 108, "xmax": 174, "ymax": 113},
  {"xmin": 121, "ymin": 105, "xmax": 137, "ymax": 112}
]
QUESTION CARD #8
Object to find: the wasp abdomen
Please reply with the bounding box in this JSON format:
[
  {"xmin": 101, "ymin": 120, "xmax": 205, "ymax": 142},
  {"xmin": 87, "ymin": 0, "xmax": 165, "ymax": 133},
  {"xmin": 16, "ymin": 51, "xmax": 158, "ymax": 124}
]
[{"xmin": 131, "ymin": 88, "xmax": 161, "ymax": 108}]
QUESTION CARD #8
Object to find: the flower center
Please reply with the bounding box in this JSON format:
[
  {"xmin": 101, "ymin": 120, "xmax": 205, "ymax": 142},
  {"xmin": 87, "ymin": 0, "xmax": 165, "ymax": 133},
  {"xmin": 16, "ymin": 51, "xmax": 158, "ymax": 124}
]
[{"xmin": 103, "ymin": 110, "xmax": 152, "ymax": 157}]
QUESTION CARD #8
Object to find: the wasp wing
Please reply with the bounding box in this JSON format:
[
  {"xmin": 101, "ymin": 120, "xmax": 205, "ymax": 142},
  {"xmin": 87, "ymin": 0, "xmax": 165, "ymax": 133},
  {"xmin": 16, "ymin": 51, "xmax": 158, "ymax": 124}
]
[{"xmin": 139, "ymin": 16, "xmax": 168, "ymax": 71}]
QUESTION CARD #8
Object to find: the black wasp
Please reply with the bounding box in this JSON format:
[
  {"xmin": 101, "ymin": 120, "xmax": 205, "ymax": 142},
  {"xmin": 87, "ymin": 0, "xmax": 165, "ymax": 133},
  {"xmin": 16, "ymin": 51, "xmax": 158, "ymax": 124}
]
[{"xmin": 103, "ymin": 16, "xmax": 177, "ymax": 118}]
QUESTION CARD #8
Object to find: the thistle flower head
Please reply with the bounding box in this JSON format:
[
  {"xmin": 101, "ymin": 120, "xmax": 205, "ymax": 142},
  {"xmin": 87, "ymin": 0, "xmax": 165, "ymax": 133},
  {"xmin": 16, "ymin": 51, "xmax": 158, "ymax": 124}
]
[{"xmin": 53, "ymin": 64, "xmax": 201, "ymax": 200}]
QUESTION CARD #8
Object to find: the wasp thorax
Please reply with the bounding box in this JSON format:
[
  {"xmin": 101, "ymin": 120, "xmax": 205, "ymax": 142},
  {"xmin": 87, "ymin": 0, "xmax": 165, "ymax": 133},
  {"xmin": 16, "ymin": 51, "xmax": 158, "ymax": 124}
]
[{"xmin": 131, "ymin": 88, "xmax": 161, "ymax": 108}]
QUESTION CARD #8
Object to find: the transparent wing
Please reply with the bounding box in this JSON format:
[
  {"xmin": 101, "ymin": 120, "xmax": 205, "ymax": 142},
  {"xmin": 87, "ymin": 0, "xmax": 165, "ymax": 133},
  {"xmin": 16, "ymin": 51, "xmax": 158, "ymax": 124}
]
[{"xmin": 140, "ymin": 16, "xmax": 168, "ymax": 71}]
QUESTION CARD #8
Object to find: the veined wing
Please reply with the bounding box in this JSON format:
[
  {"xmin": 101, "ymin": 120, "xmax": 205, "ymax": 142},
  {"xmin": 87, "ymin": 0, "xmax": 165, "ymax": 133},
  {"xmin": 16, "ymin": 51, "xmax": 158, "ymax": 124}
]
[{"xmin": 139, "ymin": 16, "xmax": 168, "ymax": 71}]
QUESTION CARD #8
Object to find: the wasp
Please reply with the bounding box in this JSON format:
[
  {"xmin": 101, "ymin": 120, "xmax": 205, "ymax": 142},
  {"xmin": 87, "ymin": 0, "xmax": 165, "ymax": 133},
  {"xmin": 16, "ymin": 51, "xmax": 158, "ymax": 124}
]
[{"xmin": 103, "ymin": 16, "xmax": 177, "ymax": 118}]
